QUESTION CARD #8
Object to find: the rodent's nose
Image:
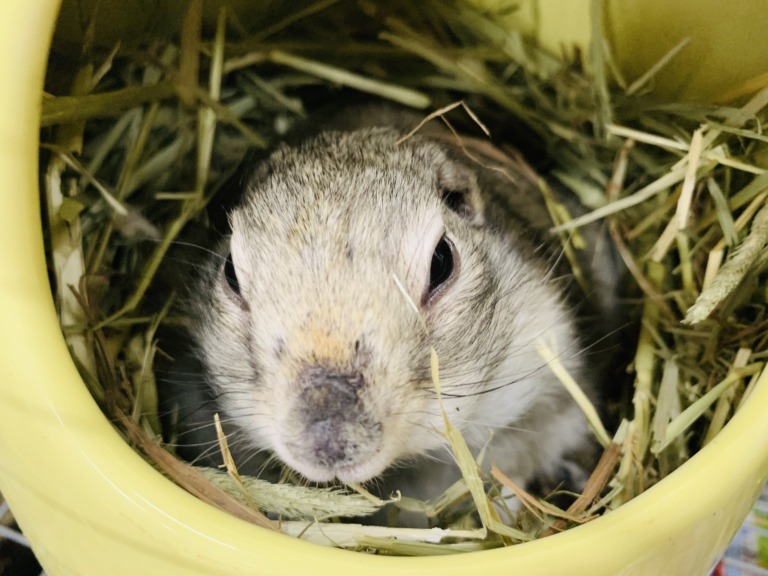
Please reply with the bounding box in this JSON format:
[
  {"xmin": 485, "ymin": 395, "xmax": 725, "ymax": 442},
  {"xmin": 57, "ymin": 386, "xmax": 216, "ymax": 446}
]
[
  {"xmin": 307, "ymin": 419, "xmax": 350, "ymax": 467},
  {"xmin": 297, "ymin": 368, "xmax": 371, "ymax": 468},
  {"xmin": 299, "ymin": 368, "xmax": 364, "ymax": 420}
]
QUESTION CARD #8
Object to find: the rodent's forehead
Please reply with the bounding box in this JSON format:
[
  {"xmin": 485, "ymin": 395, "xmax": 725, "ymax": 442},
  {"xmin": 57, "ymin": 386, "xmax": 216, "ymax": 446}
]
[
  {"xmin": 244, "ymin": 128, "xmax": 446, "ymax": 203},
  {"xmin": 231, "ymin": 130, "xmax": 447, "ymax": 252},
  {"xmin": 226, "ymin": 129, "xmax": 453, "ymax": 306}
]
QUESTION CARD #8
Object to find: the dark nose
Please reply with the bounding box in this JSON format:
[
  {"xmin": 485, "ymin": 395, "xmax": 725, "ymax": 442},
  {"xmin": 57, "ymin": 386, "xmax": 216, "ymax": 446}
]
[
  {"xmin": 299, "ymin": 369, "xmax": 364, "ymax": 413},
  {"xmin": 299, "ymin": 368, "xmax": 366, "ymax": 467}
]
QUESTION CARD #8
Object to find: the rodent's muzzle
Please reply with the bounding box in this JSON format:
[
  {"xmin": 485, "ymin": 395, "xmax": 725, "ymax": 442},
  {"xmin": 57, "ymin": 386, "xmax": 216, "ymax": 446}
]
[{"xmin": 285, "ymin": 367, "xmax": 383, "ymax": 480}]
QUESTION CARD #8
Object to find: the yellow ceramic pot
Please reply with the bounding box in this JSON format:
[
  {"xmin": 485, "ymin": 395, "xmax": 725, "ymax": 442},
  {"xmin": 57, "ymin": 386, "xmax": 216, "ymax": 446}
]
[{"xmin": 1, "ymin": 1, "xmax": 767, "ymax": 575}]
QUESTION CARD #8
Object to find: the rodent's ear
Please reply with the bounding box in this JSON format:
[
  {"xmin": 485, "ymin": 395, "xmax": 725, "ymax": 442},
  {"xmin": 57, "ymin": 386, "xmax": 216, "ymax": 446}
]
[{"xmin": 437, "ymin": 159, "xmax": 484, "ymax": 226}]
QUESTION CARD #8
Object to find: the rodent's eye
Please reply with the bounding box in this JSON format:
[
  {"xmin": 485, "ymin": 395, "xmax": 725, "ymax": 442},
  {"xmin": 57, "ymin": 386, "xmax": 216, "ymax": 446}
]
[
  {"xmin": 223, "ymin": 252, "xmax": 241, "ymax": 297},
  {"xmin": 429, "ymin": 235, "xmax": 455, "ymax": 296}
]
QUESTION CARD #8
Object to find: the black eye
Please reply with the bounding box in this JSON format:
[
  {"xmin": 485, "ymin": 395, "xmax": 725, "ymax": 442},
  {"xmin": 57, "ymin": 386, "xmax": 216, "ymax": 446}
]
[
  {"xmin": 223, "ymin": 252, "xmax": 241, "ymax": 296},
  {"xmin": 429, "ymin": 235, "xmax": 454, "ymax": 295}
]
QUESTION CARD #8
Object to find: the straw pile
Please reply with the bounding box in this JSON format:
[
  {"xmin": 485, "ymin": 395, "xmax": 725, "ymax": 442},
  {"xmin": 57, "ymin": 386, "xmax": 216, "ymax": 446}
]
[{"xmin": 42, "ymin": 0, "xmax": 768, "ymax": 554}]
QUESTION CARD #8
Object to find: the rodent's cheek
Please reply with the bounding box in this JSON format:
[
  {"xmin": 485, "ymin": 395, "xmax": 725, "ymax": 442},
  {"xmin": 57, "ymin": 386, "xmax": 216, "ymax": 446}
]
[
  {"xmin": 200, "ymin": 299, "xmax": 250, "ymax": 358},
  {"xmin": 211, "ymin": 279, "xmax": 251, "ymax": 324},
  {"xmin": 367, "ymin": 384, "xmax": 446, "ymax": 457}
]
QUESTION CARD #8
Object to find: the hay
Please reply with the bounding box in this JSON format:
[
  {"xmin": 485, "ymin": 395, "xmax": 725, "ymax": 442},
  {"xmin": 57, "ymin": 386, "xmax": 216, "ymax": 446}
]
[{"xmin": 42, "ymin": 0, "xmax": 768, "ymax": 554}]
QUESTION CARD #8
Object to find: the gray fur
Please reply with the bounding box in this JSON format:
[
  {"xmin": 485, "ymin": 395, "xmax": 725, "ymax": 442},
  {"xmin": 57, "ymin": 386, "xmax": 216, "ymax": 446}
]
[{"xmin": 181, "ymin": 114, "xmax": 616, "ymax": 506}]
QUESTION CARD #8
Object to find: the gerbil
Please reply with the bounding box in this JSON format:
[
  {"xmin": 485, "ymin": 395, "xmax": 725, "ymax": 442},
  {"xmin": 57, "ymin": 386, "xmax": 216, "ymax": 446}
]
[{"xmin": 162, "ymin": 107, "xmax": 618, "ymax": 512}]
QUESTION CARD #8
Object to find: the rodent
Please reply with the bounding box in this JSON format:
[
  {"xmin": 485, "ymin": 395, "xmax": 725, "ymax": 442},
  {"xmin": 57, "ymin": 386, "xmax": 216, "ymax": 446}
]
[{"xmin": 160, "ymin": 105, "xmax": 619, "ymax": 514}]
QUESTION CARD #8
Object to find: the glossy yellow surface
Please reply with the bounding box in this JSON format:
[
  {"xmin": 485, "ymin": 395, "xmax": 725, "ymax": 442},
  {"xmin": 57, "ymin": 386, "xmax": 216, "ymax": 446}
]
[
  {"xmin": 478, "ymin": 0, "xmax": 768, "ymax": 103},
  {"xmin": 1, "ymin": 1, "xmax": 767, "ymax": 575}
]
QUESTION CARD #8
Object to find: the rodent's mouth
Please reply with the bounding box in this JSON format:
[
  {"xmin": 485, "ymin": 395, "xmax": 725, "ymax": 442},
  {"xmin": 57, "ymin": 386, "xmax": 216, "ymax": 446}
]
[
  {"xmin": 273, "ymin": 435, "xmax": 391, "ymax": 484},
  {"xmin": 281, "ymin": 449, "xmax": 391, "ymax": 484},
  {"xmin": 333, "ymin": 458, "xmax": 389, "ymax": 484}
]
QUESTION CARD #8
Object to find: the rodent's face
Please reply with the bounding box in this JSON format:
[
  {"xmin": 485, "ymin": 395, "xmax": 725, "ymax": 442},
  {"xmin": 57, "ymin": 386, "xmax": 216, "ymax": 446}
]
[{"xmin": 194, "ymin": 128, "xmax": 575, "ymax": 484}]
